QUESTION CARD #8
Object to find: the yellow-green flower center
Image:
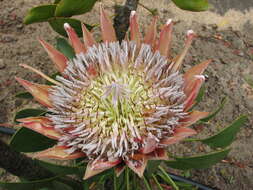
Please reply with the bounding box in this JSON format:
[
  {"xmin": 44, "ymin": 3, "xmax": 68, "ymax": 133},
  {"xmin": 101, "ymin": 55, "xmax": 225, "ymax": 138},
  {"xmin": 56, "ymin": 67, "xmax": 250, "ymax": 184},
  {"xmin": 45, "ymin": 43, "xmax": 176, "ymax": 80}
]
[{"xmin": 82, "ymin": 69, "xmax": 149, "ymax": 136}]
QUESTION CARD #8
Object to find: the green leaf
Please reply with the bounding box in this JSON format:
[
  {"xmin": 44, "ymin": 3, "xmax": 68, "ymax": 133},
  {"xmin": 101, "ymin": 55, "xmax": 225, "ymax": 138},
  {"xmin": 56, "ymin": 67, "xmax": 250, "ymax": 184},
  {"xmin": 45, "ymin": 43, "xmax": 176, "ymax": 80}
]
[
  {"xmin": 0, "ymin": 176, "xmax": 59, "ymax": 190},
  {"xmin": 52, "ymin": 181, "xmax": 73, "ymax": 190},
  {"xmin": 151, "ymin": 174, "xmax": 164, "ymax": 190},
  {"xmin": 201, "ymin": 97, "xmax": 227, "ymax": 122},
  {"xmin": 49, "ymin": 18, "xmax": 92, "ymax": 37},
  {"xmin": 171, "ymin": 0, "xmax": 209, "ymax": 12},
  {"xmin": 201, "ymin": 115, "xmax": 247, "ymax": 148},
  {"xmin": 54, "ymin": 0, "xmax": 61, "ymax": 3},
  {"xmin": 125, "ymin": 167, "xmax": 130, "ymax": 190},
  {"xmin": 55, "ymin": 0, "xmax": 97, "ymax": 17},
  {"xmin": 166, "ymin": 148, "xmax": 230, "ymax": 170},
  {"xmin": 158, "ymin": 166, "xmax": 179, "ymax": 190},
  {"xmin": 10, "ymin": 127, "xmax": 56, "ymax": 152},
  {"xmin": 113, "ymin": 168, "xmax": 125, "ymax": 190},
  {"xmin": 11, "ymin": 108, "xmax": 55, "ymax": 152},
  {"xmin": 15, "ymin": 92, "xmax": 33, "ymax": 99},
  {"xmin": 195, "ymin": 85, "xmax": 205, "ymax": 104},
  {"xmin": 37, "ymin": 160, "xmax": 82, "ymax": 176},
  {"xmin": 56, "ymin": 37, "xmax": 75, "ymax": 59},
  {"xmin": 145, "ymin": 160, "xmax": 161, "ymax": 177},
  {"xmin": 143, "ymin": 176, "xmax": 152, "ymax": 190},
  {"xmin": 24, "ymin": 4, "xmax": 57, "ymax": 25},
  {"xmin": 189, "ymin": 85, "xmax": 205, "ymax": 111},
  {"xmin": 14, "ymin": 108, "xmax": 47, "ymax": 122}
]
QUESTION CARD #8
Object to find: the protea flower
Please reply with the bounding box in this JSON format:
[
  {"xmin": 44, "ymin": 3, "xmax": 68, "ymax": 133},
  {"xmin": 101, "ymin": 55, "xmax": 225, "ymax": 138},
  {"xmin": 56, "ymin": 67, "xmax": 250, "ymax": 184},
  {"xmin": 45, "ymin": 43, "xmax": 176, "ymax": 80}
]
[{"xmin": 16, "ymin": 7, "xmax": 210, "ymax": 179}]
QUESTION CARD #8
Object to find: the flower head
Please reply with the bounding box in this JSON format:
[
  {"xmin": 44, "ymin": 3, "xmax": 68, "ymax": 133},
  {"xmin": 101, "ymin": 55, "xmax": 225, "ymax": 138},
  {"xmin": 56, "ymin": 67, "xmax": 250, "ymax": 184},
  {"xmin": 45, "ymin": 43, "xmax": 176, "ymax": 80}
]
[{"xmin": 16, "ymin": 7, "xmax": 210, "ymax": 179}]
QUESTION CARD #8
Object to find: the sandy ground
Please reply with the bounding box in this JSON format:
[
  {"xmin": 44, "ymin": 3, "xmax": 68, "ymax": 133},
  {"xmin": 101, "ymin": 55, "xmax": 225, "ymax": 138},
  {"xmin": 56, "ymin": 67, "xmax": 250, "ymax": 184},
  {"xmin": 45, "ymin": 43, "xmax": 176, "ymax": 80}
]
[{"xmin": 0, "ymin": 0, "xmax": 253, "ymax": 189}]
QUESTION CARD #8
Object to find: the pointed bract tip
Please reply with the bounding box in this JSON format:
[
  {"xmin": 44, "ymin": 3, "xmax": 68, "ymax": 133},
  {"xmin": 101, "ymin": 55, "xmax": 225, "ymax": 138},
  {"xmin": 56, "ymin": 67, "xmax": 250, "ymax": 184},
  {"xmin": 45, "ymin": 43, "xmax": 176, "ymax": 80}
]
[
  {"xmin": 38, "ymin": 38, "xmax": 47, "ymax": 47},
  {"xmin": 37, "ymin": 38, "xmax": 43, "ymax": 43},
  {"xmin": 187, "ymin": 29, "xmax": 195, "ymax": 36},
  {"xmin": 99, "ymin": 3, "xmax": 117, "ymax": 43},
  {"xmin": 15, "ymin": 76, "xmax": 28, "ymax": 86},
  {"xmin": 194, "ymin": 75, "xmax": 205, "ymax": 80},
  {"xmin": 166, "ymin": 19, "xmax": 172, "ymax": 25},
  {"xmin": 131, "ymin": 10, "xmax": 136, "ymax": 17},
  {"xmin": 38, "ymin": 38, "xmax": 47, "ymax": 48},
  {"xmin": 64, "ymin": 23, "xmax": 71, "ymax": 30},
  {"xmin": 19, "ymin": 63, "xmax": 27, "ymax": 68}
]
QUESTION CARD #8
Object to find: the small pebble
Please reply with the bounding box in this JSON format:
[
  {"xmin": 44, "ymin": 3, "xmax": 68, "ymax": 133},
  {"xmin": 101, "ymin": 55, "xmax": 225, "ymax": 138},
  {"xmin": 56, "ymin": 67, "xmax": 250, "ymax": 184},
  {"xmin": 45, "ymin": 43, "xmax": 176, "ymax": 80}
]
[
  {"xmin": 8, "ymin": 7, "xmax": 15, "ymax": 12},
  {"xmin": 17, "ymin": 24, "xmax": 23, "ymax": 29}
]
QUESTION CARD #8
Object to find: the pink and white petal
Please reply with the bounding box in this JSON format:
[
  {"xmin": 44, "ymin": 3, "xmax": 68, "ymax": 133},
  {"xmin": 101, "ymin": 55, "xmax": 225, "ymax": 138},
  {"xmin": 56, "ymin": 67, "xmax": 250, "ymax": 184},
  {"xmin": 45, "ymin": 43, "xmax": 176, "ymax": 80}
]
[
  {"xmin": 156, "ymin": 19, "xmax": 173, "ymax": 57},
  {"xmin": 184, "ymin": 59, "xmax": 211, "ymax": 86},
  {"xmin": 115, "ymin": 165, "xmax": 126, "ymax": 177},
  {"xmin": 171, "ymin": 30, "xmax": 196, "ymax": 72},
  {"xmin": 130, "ymin": 11, "xmax": 141, "ymax": 48},
  {"xmin": 147, "ymin": 148, "xmax": 169, "ymax": 161},
  {"xmin": 184, "ymin": 59, "xmax": 211, "ymax": 95},
  {"xmin": 143, "ymin": 16, "xmax": 157, "ymax": 47},
  {"xmin": 38, "ymin": 39, "xmax": 68, "ymax": 73},
  {"xmin": 126, "ymin": 158, "xmax": 147, "ymax": 178},
  {"xmin": 184, "ymin": 75, "xmax": 205, "ymax": 111},
  {"xmin": 160, "ymin": 127, "xmax": 197, "ymax": 145},
  {"xmin": 15, "ymin": 77, "xmax": 53, "ymax": 108},
  {"xmin": 35, "ymin": 146, "xmax": 85, "ymax": 160},
  {"xmin": 139, "ymin": 137, "xmax": 157, "ymax": 154},
  {"xmin": 17, "ymin": 116, "xmax": 52, "ymax": 127},
  {"xmin": 92, "ymin": 159, "xmax": 121, "ymax": 170},
  {"xmin": 83, "ymin": 162, "xmax": 106, "ymax": 180},
  {"xmin": 179, "ymin": 111, "xmax": 209, "ymax": 128},
  {"xmin": 64, "ymin": 23, "xmax": 86, "ymax": 54},
  {"xmin": 82, "ymin": 24, "xmax": 97, "ymax": 47},
  {"xmin": 19, "ymin": 121, "xmax": 61, "ymax": 140},
  {"xmin": 100, "ymin": 5, "xmax": 116, "ymax": 43}
]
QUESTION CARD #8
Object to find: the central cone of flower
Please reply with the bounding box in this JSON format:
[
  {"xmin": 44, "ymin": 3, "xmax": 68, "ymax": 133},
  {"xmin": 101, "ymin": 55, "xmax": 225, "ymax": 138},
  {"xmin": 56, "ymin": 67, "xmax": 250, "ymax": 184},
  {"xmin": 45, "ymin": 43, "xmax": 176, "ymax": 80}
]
[{"xmin": 48, "ymin": 42, "xmax": 186, "ymax": 160}]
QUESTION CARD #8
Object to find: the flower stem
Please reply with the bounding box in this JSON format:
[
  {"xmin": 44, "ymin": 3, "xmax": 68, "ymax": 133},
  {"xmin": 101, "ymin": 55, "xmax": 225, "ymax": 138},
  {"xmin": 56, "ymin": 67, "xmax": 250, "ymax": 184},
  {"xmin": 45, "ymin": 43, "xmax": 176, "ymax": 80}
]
[
  {"xmin": 143, "ymin": 176, "xmax": 152, "ymax": 190},
  {"xmin": 152, "ymin": 174, "xmax": 164, "ymax": 190},
  {"xmin": 114, "ymin": 170, "xmax": 117, "ymax": 190},
  {"xmin": 158, "ymin": 166, "xmax": 179, "ymax": 190},
  {"xmin": 126, "ymin": 167, "xmax": 130, "ymax": 190},
  {"xmin": 133, "ymin": 172, "xmax": 137, "ymax": 189}
]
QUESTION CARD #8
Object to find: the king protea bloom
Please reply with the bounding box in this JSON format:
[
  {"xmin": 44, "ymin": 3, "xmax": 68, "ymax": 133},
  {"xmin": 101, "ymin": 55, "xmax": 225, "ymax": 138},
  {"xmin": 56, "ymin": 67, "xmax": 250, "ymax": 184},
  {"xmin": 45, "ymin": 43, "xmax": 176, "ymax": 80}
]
[{"xmin": 16, "ymin": 7, "xmax": 211, "ymax": 179}]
